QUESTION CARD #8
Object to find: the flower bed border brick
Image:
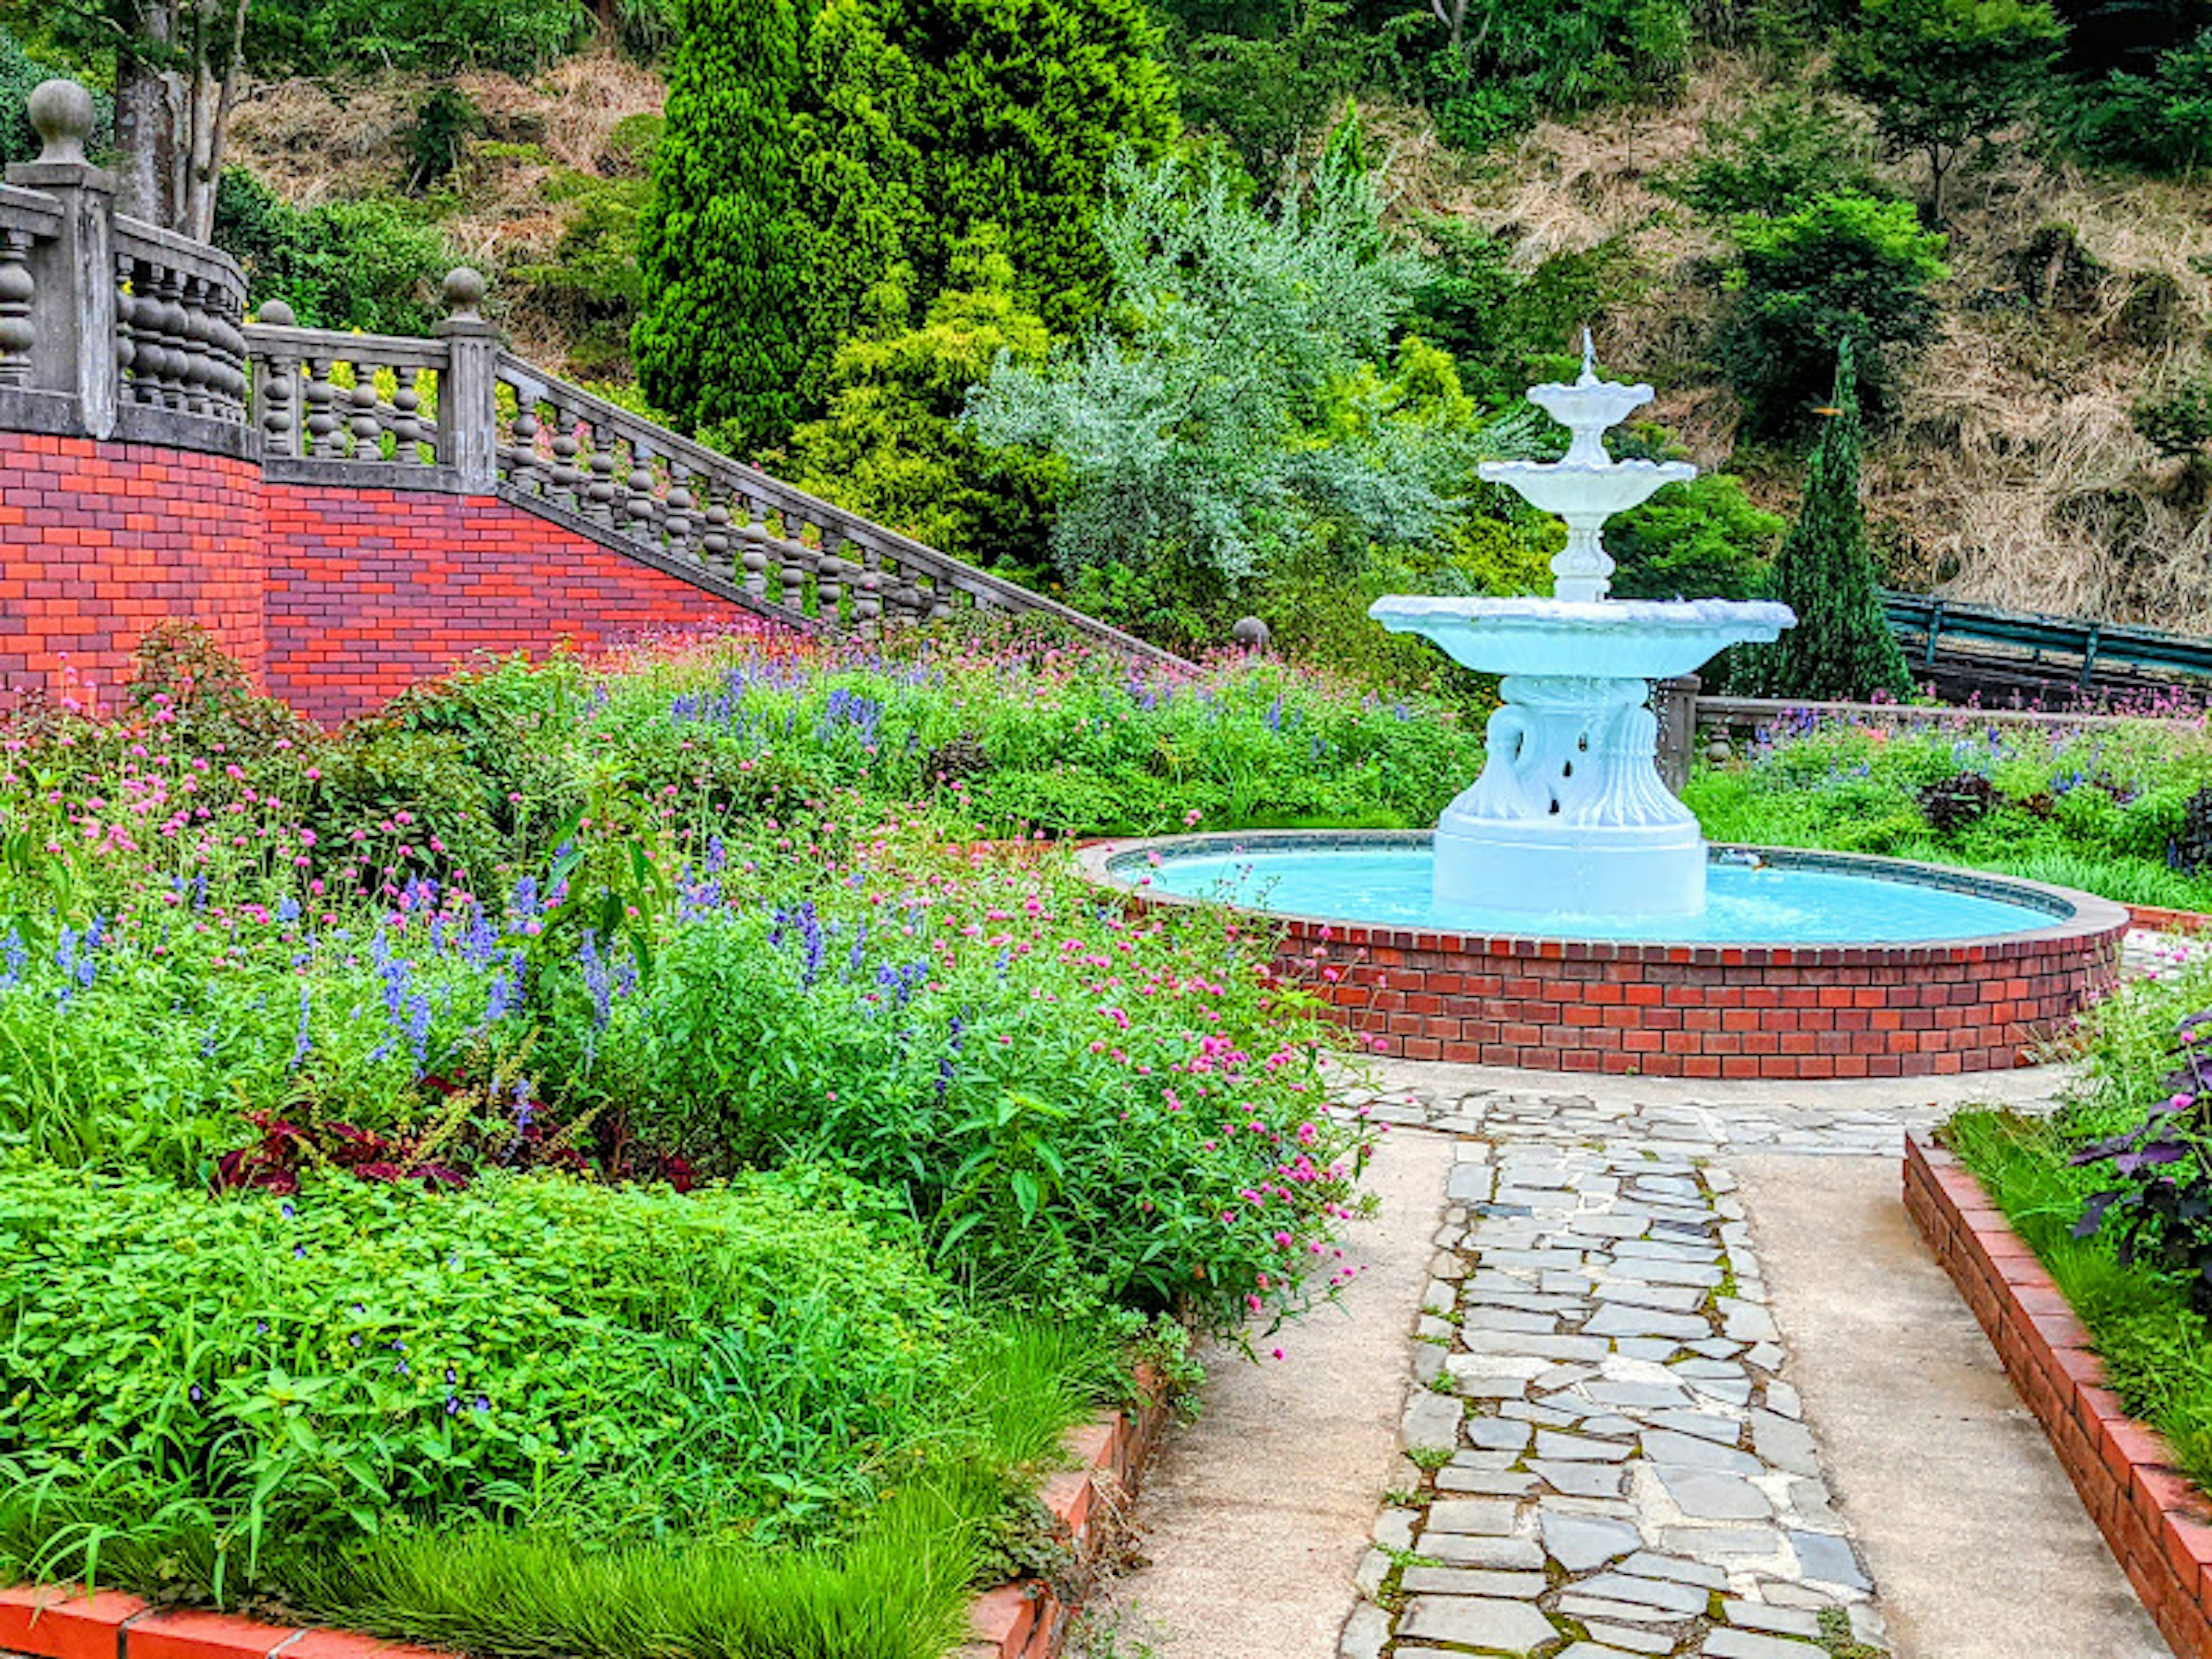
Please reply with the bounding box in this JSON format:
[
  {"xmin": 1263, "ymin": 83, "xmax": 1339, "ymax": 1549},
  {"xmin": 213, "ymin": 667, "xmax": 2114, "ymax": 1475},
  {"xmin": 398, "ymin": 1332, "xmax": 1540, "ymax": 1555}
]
[
  {"xmin": 0, "ymin": 1396, "xmax": 1172, "ymax": 1659},
  {"xmin": 1906, "ymin": 1134, "xmax": 2212, "ymax": 1657},
  {"xmin": 1082, "ymin": 834, "xmax": 2128, "ymax": 1080}
]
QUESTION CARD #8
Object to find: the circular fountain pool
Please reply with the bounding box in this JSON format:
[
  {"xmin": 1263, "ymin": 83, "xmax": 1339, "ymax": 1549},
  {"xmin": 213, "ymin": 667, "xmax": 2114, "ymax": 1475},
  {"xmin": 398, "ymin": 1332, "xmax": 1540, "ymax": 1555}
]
[{"xmin": 1080, "ymin": 832, "xmax": 2130, "ymax": 1081}]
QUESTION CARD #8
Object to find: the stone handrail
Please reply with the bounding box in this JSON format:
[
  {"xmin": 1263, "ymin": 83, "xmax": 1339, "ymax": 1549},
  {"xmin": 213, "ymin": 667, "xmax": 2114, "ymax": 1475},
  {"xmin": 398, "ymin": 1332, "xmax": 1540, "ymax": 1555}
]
[
  {"xmin": 244, "ymin": 317, "xmax": 448, "ymax": 469},
  {"xmin": 491, "ymin": 354, "xmax": 1192, "ymax": 662},
  {"xmin": 0, "ymin": 75, "xmax": 1195, "ymax": 668},
  {"xmin": 112, "ymin": 215, "xmax": 249, "ymax": 424}
]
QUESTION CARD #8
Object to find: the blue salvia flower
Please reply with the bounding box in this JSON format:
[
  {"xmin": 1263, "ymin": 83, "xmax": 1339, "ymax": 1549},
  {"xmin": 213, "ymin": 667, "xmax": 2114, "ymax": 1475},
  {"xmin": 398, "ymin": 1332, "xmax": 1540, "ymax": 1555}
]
[
  {"xmin": 1265, "ymin": 696, "xmax": 1283, "ymax": 733},
  {"xmin": 511, "ymin": 874, "xmax": 540, "ymax": 921},
  {"xmin": 192, "ymin": 870, "xmax": 209, "ymax": 910},
  {"xmin": 403, "ymin": 992, "xmax": 434, "ymax": 1069},
  {"xmin": 847, "ymin": 920, "xmax": 869, "ymax": 978},
  {"xmin": 937, "ymin": 1012, "xmax": 965, "ymax": 1103},
  {"xmin": 798, "ymin": 900, "xmax": 824, "ymax": 989},
  {"xmin": 512, "ymin": 1077, "xmax": 535, "ymax": 1135},
  {"xmin": 579, "ymin": 930, "xmax": 614, "ymax": 1029},
  {"xmin": 461, "ymin": 906, "xmax": 500, "ymax": 966},
  {"xmin": 0, "ymin": 927, "xmax": 25, "ymax": 990},
  {"xmin": 289, "ymin": 981, "xmax": 313, "ymax": 1071},
  {"xmin": 276, "ymin": 895, "xmax": 302, "ymax": 924}
]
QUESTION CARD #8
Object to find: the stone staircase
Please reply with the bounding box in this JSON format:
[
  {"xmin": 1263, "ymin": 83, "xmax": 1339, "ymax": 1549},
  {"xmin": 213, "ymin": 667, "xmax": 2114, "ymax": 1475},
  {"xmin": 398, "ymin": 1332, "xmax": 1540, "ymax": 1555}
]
[{"xmin": 0, "ymin": 77, "xmax": 1184, "ymax": 672}]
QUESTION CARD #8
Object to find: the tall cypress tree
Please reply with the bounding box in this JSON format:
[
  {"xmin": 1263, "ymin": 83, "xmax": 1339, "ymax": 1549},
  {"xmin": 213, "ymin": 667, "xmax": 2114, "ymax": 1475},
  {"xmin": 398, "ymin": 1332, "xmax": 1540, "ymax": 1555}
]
[
  {"xmin": 632, "ymin": 0, "xmax": 811, "ymax": 445},
  {"xmin": 1733, "ymin": 339, "xmax": 1916, "ymax": 701}
]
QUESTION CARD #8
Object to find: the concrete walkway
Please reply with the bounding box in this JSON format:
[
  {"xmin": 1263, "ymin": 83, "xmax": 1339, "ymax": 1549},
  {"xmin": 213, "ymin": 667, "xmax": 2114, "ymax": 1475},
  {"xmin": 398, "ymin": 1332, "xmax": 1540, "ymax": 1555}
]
[
  {"xmin": 1082, "ymin": 1124, "xmax": 1453, "ymax": 1659},
  {"xmin": 1737, "ymin": 1156, "xmax": 2167, "ymax": 1659},
  {"xmin": 1081, "ymin": 1063, "xmax": 2176, "ymax": 1659}
]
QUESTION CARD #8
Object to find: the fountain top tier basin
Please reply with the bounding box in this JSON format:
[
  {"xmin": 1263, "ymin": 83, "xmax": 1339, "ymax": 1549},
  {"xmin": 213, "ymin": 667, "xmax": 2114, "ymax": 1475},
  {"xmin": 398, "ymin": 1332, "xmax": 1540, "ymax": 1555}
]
[
  {"xmin": 1080, "ymin": 832, "xmax": 2129, "ymax": 1080},
  {"xmin": 1367, "ymin": 594, "xmax": 1796, "ymax": 680}
]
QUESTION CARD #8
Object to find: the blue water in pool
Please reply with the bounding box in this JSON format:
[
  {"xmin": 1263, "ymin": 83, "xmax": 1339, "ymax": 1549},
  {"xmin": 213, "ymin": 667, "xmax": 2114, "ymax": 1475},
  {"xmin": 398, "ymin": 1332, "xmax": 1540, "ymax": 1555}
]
[{"xmin": 1124, "ymin": 847, "xmax": 2058, "ymax": 943}]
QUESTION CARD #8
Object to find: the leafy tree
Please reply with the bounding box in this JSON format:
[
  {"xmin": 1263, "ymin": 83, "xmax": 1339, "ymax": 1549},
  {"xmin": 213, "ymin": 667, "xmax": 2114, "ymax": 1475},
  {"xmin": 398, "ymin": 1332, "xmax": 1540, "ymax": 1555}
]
[
  {"xmin": 789, "ymin": 231, "xmax": 1063, "ymax": 570},
  {"xmin": 1836, "ymin": 0, "xmax": 2066, "ymax": 220},
  {"xmin": 967, "ymin": 153, "xmax": 1471, "ymax": 587},
  {"xmin": 1605, "ymin": 467, "xmax": 1784, "ymax": 600},
  {"xmin": 1427, "ymin": 0, "xmax": 1694, "ymax": 148},
  {"xmin": 1732, "ymin": 341, "xmax": 1914, "ymax": 700},
  {"xmin": 1173, "ymin": 0, "xmax": 1373, "ymax": 192},
  {"xmin": 1718, "ymin": 191, "xmax": 1948, "ymax": 439},
  {"xmin": 632, "ymin": 0, "xmax": 810, "ymax": 445}
]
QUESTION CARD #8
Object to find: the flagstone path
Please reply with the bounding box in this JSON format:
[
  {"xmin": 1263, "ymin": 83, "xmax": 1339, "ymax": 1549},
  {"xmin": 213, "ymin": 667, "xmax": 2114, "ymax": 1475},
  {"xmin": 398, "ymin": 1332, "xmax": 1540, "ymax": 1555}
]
[{"xmin": 1321, "ymin": 1062, "xmax": 2162, "ymax": 1659}]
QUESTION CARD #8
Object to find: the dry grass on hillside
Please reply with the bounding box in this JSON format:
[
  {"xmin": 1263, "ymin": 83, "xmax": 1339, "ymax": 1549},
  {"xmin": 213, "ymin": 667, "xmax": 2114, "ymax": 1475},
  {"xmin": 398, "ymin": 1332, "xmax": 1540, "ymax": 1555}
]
[
  {"xmin": 1398, "ymin": 55, "xmax": 2212, "ymax": 633},
  {"xmin": 226, "ymin": 54, "xmax": 664, "ymax": 367}
]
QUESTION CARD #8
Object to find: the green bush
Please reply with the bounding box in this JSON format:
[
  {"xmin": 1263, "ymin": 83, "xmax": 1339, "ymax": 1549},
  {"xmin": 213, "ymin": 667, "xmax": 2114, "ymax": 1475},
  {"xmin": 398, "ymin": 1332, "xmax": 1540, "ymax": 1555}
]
[
  {"xmin": 2064, "ymin": 32, "xmax": 2212, "ymax": 175},
  {"xmin": 1659, "ymin": 89, "xmax": 1885, "ymax": 219},
  {"xmin": 0, "ymin": 1167, "xmax": 963, "ymax": 1572},
  {"xmin": 1718, "ymin": 191, "xmax": 1948, "ymax": 438},
  {"xmin": 1604, "ymin": 456, "xmax": 1783, "ymax": 601},
  {"xmin": 305, "ymin": 0, "xmax": 585, "ymax": 71},
  {"xmin": 1428, "ymin": 0, "xmax": 1693, "ymax": 148},
  {"xmin": 789, "ymin": 233, "xmax": 1063, "ymax": 571},
  {"xmin": 213, "ymin": 171, "xmax": 449, "ymax": 334}
]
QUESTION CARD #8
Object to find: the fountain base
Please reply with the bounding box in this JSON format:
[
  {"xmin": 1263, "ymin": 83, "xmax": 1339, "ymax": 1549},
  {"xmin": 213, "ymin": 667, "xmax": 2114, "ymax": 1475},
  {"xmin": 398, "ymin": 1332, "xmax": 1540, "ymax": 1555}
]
[{"xmin": 1435, "ymin": 813, "xmax": 1705, "ymax": 916}]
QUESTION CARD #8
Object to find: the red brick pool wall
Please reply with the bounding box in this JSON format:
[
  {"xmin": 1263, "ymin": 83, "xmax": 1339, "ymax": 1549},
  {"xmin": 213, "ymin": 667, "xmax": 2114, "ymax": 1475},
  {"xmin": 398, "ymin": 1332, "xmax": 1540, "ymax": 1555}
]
[{"xmin": 1281, "ymin": 921, "xmax": 2126, "ymax": 1078}]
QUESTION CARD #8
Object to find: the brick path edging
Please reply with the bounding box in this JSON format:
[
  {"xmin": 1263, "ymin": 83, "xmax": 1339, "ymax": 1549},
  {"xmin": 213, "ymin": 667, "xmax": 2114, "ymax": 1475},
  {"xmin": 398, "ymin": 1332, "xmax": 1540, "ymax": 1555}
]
[
  {"xmin": 2129, "ymin": 905, "xmax": 2212, "ymax": 935},
  {"xmin": 0, "ymin": 1395, "xmax": 1173, "ymax": 1659},
  {"xmin": 964, "ymin": 1387, "xmax": 1173, "ymax": 1659},
  {"xmin": 1905, "ymin": 1135, "xmax": 2212, "ymax": 1656}
]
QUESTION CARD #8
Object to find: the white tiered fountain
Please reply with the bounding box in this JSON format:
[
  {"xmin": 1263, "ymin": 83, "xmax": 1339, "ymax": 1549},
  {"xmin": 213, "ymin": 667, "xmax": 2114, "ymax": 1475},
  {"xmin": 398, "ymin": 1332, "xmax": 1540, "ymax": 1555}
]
[{"xmin": 1369, "ymin": 337, "xmax": 1796, "ymax": 917}]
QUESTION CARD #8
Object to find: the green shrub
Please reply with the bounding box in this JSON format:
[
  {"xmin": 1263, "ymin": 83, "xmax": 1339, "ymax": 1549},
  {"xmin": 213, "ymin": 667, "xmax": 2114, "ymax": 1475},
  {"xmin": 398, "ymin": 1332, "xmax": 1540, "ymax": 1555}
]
[
  {"xmin": 789, "ymin": 232, "xmax": 1063, "ymax": 571},
  {"xmin": 1429, "ymin": 0, "xmax": 1692, "ymax": 147},
  {"xmin": 1658, "ymin": 89, "xmax": 1885, "ymax": 219},
  {"xmin": 0, "ymin": 26, "xmax": 109, "ymax": 167},
  {"xmin": 1604, "ymin": 457, "xmax": 1783, "ymax": 601},
  {"xmin": 0, "ymin": 1166, "xmax": 964, "ymax": 1577},
  {"xmin": 1718, "ymin": 191, "xmax": 1948, "ymax": 438},
  {"xmin": 306, "ymin": 0, "xmax": 586, "ymax": 71},
  {"xmin": 213, "ymin": 172, "xmax": 450, "ymax": 334},
  {"xmin": 2064, "ymin": 32, "xmax": 2212, "ymax": 176}
]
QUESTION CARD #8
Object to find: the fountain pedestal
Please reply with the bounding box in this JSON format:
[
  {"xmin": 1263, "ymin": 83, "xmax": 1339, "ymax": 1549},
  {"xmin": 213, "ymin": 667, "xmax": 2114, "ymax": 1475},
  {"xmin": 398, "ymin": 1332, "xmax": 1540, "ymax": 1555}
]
[
  {"xmin": 1438, "ymin": 672, "xmax": 1705, "ymax": 914},
  {"xmin": 1371, "ymin": 338, "xmax": 1795, "ymax": 919}
]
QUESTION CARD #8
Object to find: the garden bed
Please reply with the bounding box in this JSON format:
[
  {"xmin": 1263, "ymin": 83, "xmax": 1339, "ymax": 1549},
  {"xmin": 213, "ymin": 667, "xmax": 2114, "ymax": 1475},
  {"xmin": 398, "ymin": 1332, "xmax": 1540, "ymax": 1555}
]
[
  {"xmin": 0, "ymin": 623, "xmax": 1386, "ymax": 1658},
  {"xmin": 1906, "ymin": 1136, "xmax": 2212, "ymax": 1656}
]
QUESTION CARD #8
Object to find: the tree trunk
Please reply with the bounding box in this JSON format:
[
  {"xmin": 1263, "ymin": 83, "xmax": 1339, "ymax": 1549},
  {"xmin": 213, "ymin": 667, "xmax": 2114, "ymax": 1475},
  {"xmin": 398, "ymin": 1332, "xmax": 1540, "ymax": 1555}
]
[{"xmin": 112, "ymin": 52, "xmax": 165, "ymax": 222}]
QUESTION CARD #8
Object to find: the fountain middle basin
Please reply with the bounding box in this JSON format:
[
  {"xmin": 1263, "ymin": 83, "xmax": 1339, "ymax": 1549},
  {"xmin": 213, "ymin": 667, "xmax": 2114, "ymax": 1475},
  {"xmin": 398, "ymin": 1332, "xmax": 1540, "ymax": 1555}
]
[{"xmin": 1080, "ymin": 832, "xmax": 2128, "ymax": 1080}]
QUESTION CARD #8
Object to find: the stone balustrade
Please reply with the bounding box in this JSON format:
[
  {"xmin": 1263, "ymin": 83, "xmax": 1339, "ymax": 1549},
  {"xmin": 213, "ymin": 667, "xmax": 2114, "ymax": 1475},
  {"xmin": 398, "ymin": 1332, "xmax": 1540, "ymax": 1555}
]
[{"xmin": 0, "ymin": 75, "xmax": 1190, "ymax": 668}]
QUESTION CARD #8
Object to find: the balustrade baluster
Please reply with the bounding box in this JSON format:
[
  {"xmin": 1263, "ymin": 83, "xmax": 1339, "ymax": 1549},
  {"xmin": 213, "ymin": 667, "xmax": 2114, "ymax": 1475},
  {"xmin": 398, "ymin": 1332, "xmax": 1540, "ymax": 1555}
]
[
  {"xmin": 856, "ymin": 562, "xmax": 882, "ymax": 638},
  {"xmin": 548, "ymin": 406, "xmax": 582, "ymax": 509},
  {"xmin": 505, "ymin": 405, "xmax": 539, "ymax": 491},
  {"xmin": 0, "ymin": 229, "xmax": 31, "ymax": 389},
  {"xmin": 664, "ymin": 464, "xmax": 694, "ymax": 563},
  {"xmin": 739, "ymin": 522, "xmax": 770, "ymax": 600},
  {"xmin": 700, "ymin": 489, "xmax": 732, "ymax": 578},
  {"xmin": 304, "ymin": 359, "xmax": 342, "ymax": 457},
  {"xmin": 257, "ymin": 353, "xmax": 297, "ymax": 457},
  {"xmin": 587, "ymin": 424, "xmax": 619, "ymax": 522},
  {"xmin": 177, "ymin": 274, "xmax": 214, "ymax": 415},
  {"xmin": 348, "ymin": 378, "xmax": 381, "ymax": 457},
  {"xmin": 392, "ymin": 384, "xmax": 424, "ymax": 461},
  {"xmin": 779, "ymin": 529, "xmax": 806, "ymax": 612},
  {"xmin": 151, "ymin": 264, "xmax": 188, "ymax": 410},
  {"xmin": 209, "ymin": 286, "xmax": 247, "ymax": 418},
  {"xmin": 817, "ymin": 541, "xmax": 844, "ymax": 629},
  {"xmin": 112, "ymin": 255, "xmax": 137, "ymax": 400},
  {"xmin": 624, "ymin": 446, "xmax": 659, "ymax": 541}
]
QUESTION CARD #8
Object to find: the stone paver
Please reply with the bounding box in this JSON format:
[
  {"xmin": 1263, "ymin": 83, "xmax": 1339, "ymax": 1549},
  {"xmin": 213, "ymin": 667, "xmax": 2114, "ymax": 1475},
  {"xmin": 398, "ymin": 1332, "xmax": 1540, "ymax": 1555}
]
[
  {"xmin": 1342, "ymin": 1132, "xmax": 1885, "ymax": 1658},
  {"xmin": 1337, "ymin": 1073, "xmax": 1927, "ymax": 1659}
]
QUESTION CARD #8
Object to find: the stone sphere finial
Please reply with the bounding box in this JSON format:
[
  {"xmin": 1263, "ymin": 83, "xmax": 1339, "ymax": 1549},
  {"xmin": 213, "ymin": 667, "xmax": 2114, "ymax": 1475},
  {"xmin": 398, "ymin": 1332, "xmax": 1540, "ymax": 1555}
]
[
  {"xmin": 28, "ymin": 79, "xmax": 94, "ymax": 167},
  {"xmin": 256, "ymin": 298, "xmax": 296, "ymax": 328},
  {"xmin": 1232, "ymin": 616, "xmax": 1270, "ymax": 653},
  {"xmin": 441, "ymin": 266, "xmax": 487, "ymax": 319}
]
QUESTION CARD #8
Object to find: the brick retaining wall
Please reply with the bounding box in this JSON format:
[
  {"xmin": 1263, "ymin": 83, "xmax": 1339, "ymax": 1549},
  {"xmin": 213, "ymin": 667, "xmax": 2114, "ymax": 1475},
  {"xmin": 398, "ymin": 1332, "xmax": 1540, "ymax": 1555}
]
[
  {"xmin": 1906, "ymin": 1136, "xmax": 2212, "ymax": 1656},
  {"xmin": 0, "ymin": 435, "xmax": 785, "ymax": 725},
  {"xmin": 262, "ymin": 484, "xmax": 773, "ymax": 724},
  {"xmin": 0, "ymin": 432, "xmax": 266, "ymax": 706}
]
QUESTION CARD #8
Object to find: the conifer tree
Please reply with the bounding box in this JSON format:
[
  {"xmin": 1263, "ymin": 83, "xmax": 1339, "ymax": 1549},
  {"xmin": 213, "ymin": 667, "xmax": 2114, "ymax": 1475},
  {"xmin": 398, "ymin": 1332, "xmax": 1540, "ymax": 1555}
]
[
  {"xmin": 1732, "ymin": 340, "xmax": 1916, "ymax": 701},
  {"xmin": 632, "ymin": 0, "xmax": 810, "ymax": 445}
]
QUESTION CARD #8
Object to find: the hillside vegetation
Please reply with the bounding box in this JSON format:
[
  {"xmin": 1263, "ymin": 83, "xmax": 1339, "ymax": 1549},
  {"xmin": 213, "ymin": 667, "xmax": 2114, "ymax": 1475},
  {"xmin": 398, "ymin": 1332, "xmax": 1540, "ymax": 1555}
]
[{"xmin": 12, "ymin": 0, "xmax": 2212, "ymax": 674}]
